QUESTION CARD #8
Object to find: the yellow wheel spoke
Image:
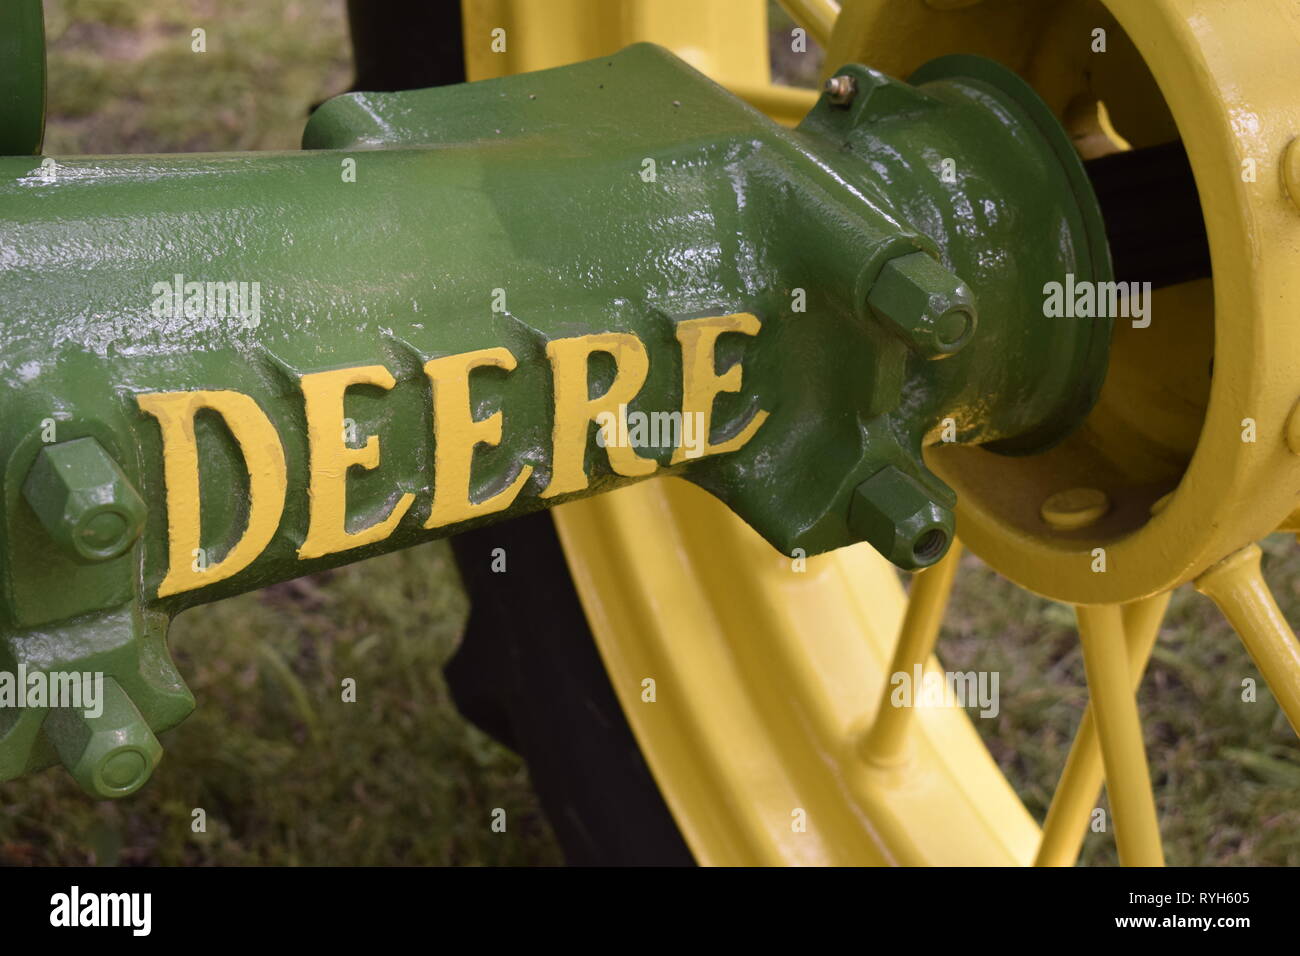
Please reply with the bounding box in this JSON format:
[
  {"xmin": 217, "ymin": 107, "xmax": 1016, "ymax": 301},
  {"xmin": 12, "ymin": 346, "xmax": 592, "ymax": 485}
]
[
  {"xmin": 1195, "ymin": 544, "xmax": 1300, "ymax": 738},
  {"xmin": 1074, "ymin": 604, "xmax": 1165, "ymax": 866},
  {"xmin": 1035, "ymin": 592, "xmax": 1170, "ymax": 866},
  {"xmin": 776, "ymin": 0, "xmax": 840, "ymax": 49},
  {"xmin": 860, "ymin": 540, "xmax": 962, "ymax": 766},
  {"xmin": 727, "ymin": 84, "xmax": 820, "ymax": 127}
]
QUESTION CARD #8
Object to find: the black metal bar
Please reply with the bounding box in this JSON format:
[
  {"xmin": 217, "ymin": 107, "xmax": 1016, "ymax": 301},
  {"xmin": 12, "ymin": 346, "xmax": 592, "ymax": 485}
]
[{"xmin": 1084, "ymin": 141, "xmax": 1212, "ymax": 290}]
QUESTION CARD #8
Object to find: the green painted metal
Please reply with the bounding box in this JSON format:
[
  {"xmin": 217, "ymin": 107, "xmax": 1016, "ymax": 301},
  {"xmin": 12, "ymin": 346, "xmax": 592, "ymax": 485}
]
[
  {"xmin": 23, "ymin": 437, "xmax": 146, "ymax": 563},
  {"xmin": 44, "ymin": 676, "xmax": 162, "ymax": 798},
  {"xmin": 0, "ymin": 0, "xmax": 46, "ymax": 155},
  {"xmin": 866, "ymin": 252, "xmax": 977, "ymax": 360},
  {"xmin": 848, "ymin": 464, "xmax": 954, "ymax": 569},
  {"xmin": 0, "ymin": 44, "xmax": 1109, "ymax": 795}
]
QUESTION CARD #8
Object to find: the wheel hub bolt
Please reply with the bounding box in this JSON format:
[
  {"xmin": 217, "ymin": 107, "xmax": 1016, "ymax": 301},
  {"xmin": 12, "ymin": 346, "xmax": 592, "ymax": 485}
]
[
  {"xmin": 867, "ymin": 251, "xmax": 978, "ymax": 358},
  {"xmin": 824, "ymin": 74, "xmax": 858, "ymax": 106},
  {"xmin": 22, "ymin": 436, "xmax": 147, "ymax": 563}
]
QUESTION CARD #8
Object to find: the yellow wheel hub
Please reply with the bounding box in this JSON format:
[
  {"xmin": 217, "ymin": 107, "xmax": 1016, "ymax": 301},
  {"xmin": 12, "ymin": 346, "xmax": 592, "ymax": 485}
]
[{"xmin": 831, "ymin": 0, "xmax": 1300, "ymax": 605}]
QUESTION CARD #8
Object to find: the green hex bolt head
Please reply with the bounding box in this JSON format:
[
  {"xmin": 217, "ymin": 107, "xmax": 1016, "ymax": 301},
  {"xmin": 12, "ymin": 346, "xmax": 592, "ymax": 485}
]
[
  {"xmin": 867, "ymin": 251, "xmax": 978, "ymax": 358},
  {"xmin": 848, "ymin": 465, "xmax": 955, "ymax": 570},
  {"xmin": 22, "ymin": 437, "xmax": 146, "ymax": 563},
  {"xmin": 43, "ymin": 677, "xmax": 163, "ymax": 799}
]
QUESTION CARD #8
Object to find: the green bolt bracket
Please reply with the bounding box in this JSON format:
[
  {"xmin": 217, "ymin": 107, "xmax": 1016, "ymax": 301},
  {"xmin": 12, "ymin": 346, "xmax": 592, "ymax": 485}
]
[
  {"xmin": 0, "ymin": 604, "xmax": 194, "ymax": 795},
  {"xmin": 785, "ymin": 56, "xmax": 1111, "ymax": 564},
  {"xmin": 2, "ymin": 434, "xmax": 190, "ymax": 797}
]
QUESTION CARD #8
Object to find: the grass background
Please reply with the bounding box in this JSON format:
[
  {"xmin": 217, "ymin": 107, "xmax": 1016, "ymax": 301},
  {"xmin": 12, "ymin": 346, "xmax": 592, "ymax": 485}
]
[{"xmin": 1, "ymin": 0, "xmax": 1297, "ymax": 867}]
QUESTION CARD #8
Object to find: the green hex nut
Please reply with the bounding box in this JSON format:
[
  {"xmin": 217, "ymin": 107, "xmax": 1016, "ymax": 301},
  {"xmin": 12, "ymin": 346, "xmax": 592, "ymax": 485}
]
[
  {"xmin": 22, "ymin": 436, "xmax": 146, "ymax": 563},
  {"xmin": 867, "ymin": 251, "xmax": 977, "ymax": 358},
  {"xmin": 43, "ymin": 677, "xmax": 163, "ymax": 799},
  {"xmin": 848, "ymin": 465, "xmax": 955, "ymax": 570}
]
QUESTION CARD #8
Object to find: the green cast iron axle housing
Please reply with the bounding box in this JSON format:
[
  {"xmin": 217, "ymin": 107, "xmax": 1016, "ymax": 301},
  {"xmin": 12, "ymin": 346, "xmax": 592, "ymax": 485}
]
[{"xmin": 0, "ymin": 44, "xmax": 1109, "ymax": 797}]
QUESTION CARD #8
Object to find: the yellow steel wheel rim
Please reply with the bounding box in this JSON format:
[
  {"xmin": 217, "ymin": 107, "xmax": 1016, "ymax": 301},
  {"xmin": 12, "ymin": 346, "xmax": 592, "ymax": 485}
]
[{"xmin": 554, "ymin": 481, "xmax": 1037, "ymax": 866}]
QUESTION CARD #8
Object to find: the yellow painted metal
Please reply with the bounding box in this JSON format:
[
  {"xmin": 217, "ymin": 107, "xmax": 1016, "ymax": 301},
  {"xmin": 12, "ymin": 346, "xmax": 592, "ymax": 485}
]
[
  {"xmin": 860, "ymin": 539, "xmax": 962, "ymax": 766},
  {"xmin": 1284, "ymin": 136, "xmax": 1300, "ymax": 212},
  {"xmin": 1195, "ymin": 545, "xmax": 1300, "ymax": 738},
  {"xmin": 461, "ymin": 0, "xmax": 770, "ymax": 87},
  {"xmin": 829, "ymin": 0, "xmax": 1300, "ymax": 607},
  {"xmin": 1036, "ymin": 591, "xmax": 1170, "ymax": 867},
  {"xmin": 461, "ymin": 0, "xmax": 816, "ymax": 127},
  {"xmin": 729, "ymin": 83, "xmax": 819, "ymax": 128},
  {"xmin": 1285, "ymin": 397, "xmax": 1300, "ymax": 457},
  {"xmin": 466, "ymin": 0, "xmax": 1042, "ymax": 865},
  {"xmin": 554, "ymin": 480, "xmax": 1038, "ymax": 865},
  {"xmin": 1040, "ymin": 488, "xmax": 1110, "ymax": 532},
  {"xmin": 1074, "ymin": 604, "xmax": 1165, "ymax": 867},
  {"xmin": 776, "ymin": 0, "xmax": 841, "ymax": 49}
]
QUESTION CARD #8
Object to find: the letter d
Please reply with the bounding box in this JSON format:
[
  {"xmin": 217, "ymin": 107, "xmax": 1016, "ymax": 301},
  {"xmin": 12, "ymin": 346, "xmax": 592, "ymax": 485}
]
[{"xmin": 138, "ymin": 390, "xmax": 287, "ymax": 597}]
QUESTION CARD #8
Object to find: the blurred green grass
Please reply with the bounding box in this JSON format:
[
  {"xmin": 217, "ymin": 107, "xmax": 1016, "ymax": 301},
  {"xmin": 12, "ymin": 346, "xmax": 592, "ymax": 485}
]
[
  {"xmin": 40, "ymin": 0, "xmax": 354, "ymax": 154},
  {"xmin": 2, "ymin": 541, "xmax": 563, "ymax": 865},
  {"xmin": 2, "ymin": 0, "xmax": 1296, "ymax": 868}
]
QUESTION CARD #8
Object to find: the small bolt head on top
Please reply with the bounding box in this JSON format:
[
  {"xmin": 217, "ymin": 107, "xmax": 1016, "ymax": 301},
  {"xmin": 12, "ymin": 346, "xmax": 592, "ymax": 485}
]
[{"xmin": 824, "ymin": 74, "xmax": 857, "ymax": 106}]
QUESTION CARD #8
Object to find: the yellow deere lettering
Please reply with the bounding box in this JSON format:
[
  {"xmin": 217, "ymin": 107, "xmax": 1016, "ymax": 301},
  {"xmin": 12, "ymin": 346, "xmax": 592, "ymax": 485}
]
[
  {"xmin": 540, "ymin": 331, "xmax": 657, "ymax": 498},
  {"xmin": 672, "ymin": 313, "xmax": 769, "ymax": 465},
  {"xmin": 424, "ymin": 347, "xmax": 533, "ymax": 527},
  {"xmin": 137, "ymin": 389, "xmax": 288, "ymax": 598},
  {"xmin": 299, "ymin": 364, "xmax": 414, "ymax": 560},
  {"xmin": 138, "ymin": 319, "xmax": 766, "ymax": 598}
]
